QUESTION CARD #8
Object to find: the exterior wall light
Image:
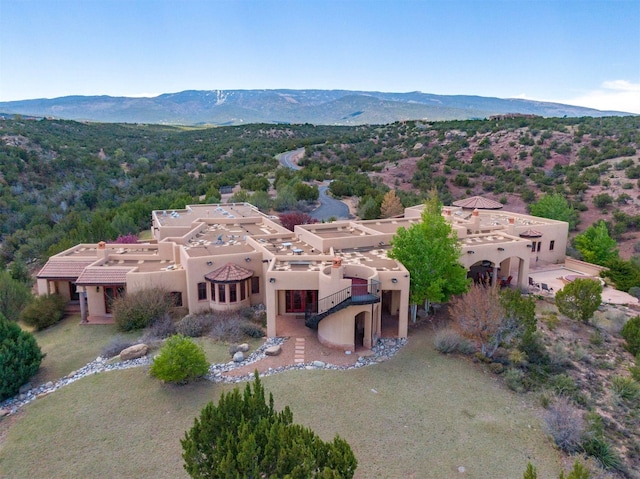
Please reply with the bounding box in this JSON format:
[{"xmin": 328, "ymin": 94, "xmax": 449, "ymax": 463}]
[
  {"xmin": 269, "ymin": 278, "xmax": 275, "ymax": 283},
  {"xmin": 391, "ymin": 278, "xmax": 398, "ymax": 283},
  {"xmin": 467, "ymin": 250, "xmax": 475, "ymax": 254},
  {"xmin": 245, "ymin": 257, "xmax": 251, "ymax": 262},
  {"xmin": 497, "ymin": 247, "xmax": 505, "ymax": 251}
]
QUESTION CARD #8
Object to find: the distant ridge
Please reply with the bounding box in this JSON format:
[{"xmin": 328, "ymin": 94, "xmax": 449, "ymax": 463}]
[{"xmin": 0, "ymin": 89, "xmax": 632, "ymax": 126}]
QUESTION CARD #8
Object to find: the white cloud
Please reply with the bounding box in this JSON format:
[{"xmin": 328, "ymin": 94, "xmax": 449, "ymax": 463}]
[{"xmin": 561, "ymin": 80, "xmax": 640, "ymax": 114}]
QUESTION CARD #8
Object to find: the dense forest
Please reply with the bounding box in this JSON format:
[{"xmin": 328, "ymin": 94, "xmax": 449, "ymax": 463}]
[{"xmin": 1, "ymin": 115, "xmax": 640, "ymax": 272}]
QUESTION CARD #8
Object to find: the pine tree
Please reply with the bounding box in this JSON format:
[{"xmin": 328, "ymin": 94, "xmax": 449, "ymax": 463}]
[
  {"xmin": 181, "ymin": 372, "xmax": 357, "ymax": 478},
  {"xmin": 380, "ymin": 190, "xmax": 404, "ymax": 218},
  {"xmin": 0, "ymin": 313, "xmax": 44, "ymax": 401}
]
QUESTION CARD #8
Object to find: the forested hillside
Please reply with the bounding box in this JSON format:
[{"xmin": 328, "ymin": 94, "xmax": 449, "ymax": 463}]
[{"xmin": 1, "ymin": 115, "xmax": 640, "ymax": 271}]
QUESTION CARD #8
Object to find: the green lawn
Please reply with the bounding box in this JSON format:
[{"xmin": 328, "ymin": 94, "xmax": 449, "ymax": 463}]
[
  {"xmin": 0, "ymin": 323, "xmax": 563, "ymax": 478},
  {"xmin": 26, "ymin": 314, "xmax": 133, "ymax": 385}
]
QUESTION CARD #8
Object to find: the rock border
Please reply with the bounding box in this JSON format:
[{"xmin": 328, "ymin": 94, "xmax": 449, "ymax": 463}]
[{"xmin": 0, "ymin": 337, "xmax": 406, "ymax": 416}]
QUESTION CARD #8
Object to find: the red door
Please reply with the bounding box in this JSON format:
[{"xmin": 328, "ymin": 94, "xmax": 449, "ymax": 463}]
[
  {"xmin": 350, "ymin": 278, "xmax": 368, "ymax": 297},
  {"xmin": 285, "ymin": 290, "xmax": 317, "ymax": 313}
]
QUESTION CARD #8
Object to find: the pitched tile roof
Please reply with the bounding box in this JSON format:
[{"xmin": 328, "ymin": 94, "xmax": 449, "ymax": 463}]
[
  {"xmin": 75, "ymin": 267, "xmax": 134, "ymax": 285},
  {"xmin": 519, "ymin": 229, "xmax": 543, "ymax": 238},
  {"xmin": 37, "ymin": 260, "xmax": 95, "ymax": 279},
  {"xmin": 204, "ymin": 263, "xmax": 253, "ymax": 283},
  {"xmin": 452, "ymin": 195, "xmax": 503, "ymax": 210}
]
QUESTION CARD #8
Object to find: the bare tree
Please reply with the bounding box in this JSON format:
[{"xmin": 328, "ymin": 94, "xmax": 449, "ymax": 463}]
[{"xmin": 449, "ymin": 284, "xmax": 505, "ymax": 358}]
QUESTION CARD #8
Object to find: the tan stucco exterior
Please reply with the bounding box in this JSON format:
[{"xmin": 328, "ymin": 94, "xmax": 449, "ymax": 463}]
[{"xmin": 37, "ymin": 201, "xmax": 568, "ymax": 351}]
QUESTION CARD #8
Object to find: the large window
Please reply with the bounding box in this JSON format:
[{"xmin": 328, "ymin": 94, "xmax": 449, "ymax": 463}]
[
  {"xmin": 240, "ymin": 282, "xmax": 246, "ymax": 301},
  {"xmin": 218, "ymin": 284, "xmax": 226, "ymax": 303},
  {"xmin": 229, "ymin": 284, "xmax": 237, "ymax": 303},
  {"xmin": 210, "ymin": 283, "xmax": 216, "ymax": 301},
  {"xmin": 549, "ymin": 240, "xmax": 555, "ymax": 251},
  {"xmin": 197, "ymin": 282, "xmax": 207, "ymax": 301}
]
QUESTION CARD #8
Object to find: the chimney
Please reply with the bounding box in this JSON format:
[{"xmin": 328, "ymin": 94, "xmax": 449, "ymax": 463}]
[
  {"xmin": 472, "ymin": 209, "xmax": 480, "ymax": 234},
  {"xmin": 331, "ymin": 257, "xmax": 343, "ymax": 281},
  {"xmin": 507, "ymin": 217, "xmax": 515, "ymax": 235},
  {"xmin": 97, "ymin": 241, "xmax": 108, "ymax": 260}
]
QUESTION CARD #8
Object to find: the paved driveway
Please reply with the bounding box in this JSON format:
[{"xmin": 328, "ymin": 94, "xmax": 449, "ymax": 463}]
[{"xmin": 310, "ymin": 184, "xmax": 350, "ymax": 221}]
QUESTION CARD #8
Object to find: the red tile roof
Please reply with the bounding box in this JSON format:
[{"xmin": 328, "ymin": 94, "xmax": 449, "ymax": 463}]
[
  {"xmin": 204, "ymin": 263, "xmax": 253, "ymax": 283},
  {"xmin": 453, "ymin": 195, "xmax": 503, "ymax": 210},
  {"xmin": 37, "ymin": 260, "xmax": 95, "ymax": 279},
  {"xmin": 519, "ymin": 229, "xmax": 543, "ymax": 238},
  {"xmin": 75, "ymin": 267, "xmax": 133, "ymax": 285}
]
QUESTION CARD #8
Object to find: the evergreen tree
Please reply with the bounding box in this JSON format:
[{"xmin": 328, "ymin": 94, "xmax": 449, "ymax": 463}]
[
  {"xmin": 380, "ymin": 190, "xmax": 404, "ymax": 218},
  {"xmin": 181, "ymin": 373, "xmax": 357, "ymax": 478},
  {"xmin": 0, "ymin": 313, "xmax": 44, "ymax": 401},
  {"xmin": 555, "ymin": 278, "xmax": 602, "ymax": 323}
]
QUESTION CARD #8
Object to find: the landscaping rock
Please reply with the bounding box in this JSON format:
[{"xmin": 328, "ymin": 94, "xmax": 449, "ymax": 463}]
[
  {"xmin": 119, "ymin": 343, "xmax": 149, "ymax": 361},
  {"xmin": 18, "ymin": 383, "xmax": 31, "ymax": 395},
  {"xmin": 233, "ymin": 351, "xmax": 245, "ymax": 362},
  {"xmin": 312, "ymin": 361, "xmax": 325, "ymax": 368},
  {"xmin": 0, "ymin": 408, "xmax": 9, "ymax": 417},
  {"xmin": 237, "ymin": 343, "xmax": 250, "ymax": 352},
  {"xmin": 265, "ymin": 345, "xmax": 282, "ymax": 356}
]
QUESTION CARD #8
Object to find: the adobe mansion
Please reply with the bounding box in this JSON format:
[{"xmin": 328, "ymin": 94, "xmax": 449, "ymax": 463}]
[{"xmin": 37, "ymin": 199, "xmax": 568, "ymax": 351}]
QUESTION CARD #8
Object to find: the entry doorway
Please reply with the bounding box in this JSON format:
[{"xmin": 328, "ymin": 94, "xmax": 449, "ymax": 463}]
[
  {"xmin": 285, "ymin": 290, "xmax": 318, "ymax": 313},
  {"xmin": 355, "ymin": 312, "xmax": 366, "ymax": 350},
  {"xmin": 104, "ymin": 286, "xmax": 125, "ymax": 314}
]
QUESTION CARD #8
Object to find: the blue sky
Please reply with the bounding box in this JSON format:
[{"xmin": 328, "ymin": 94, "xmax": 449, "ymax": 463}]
[{"xmin": 1, "ymin": 0, "xmax": 639, "ymax": 113}]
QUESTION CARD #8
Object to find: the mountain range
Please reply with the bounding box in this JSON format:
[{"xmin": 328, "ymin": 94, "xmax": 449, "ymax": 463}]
[{"xmin": 0, "ymin": 89, "xmax": 632, "ymax": 126}]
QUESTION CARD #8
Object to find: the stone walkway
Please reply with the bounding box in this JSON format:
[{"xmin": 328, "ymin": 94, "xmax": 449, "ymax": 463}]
[{"xmin": 0, "ymin": 336, "xmax": 407, "ymax": 417}]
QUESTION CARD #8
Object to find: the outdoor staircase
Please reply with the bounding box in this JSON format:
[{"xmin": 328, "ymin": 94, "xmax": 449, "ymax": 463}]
[{"xmin": 305, "ymin": 280, "xmax": 381, "ymax": 329}]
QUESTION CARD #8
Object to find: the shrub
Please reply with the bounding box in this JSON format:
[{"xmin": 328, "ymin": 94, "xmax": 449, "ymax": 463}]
[
  {"xmin": 149, "ymin": 335, "xmax": 209, "ymax": 384},
  {"xmin": 176, "ymin": 314, "xmax": 213, "ymax": 337},
  {"xmin": 208, "ymin": 312, "xmax": 263, "ymax": 342},
  {"xmin": 610, "ymin": 375, "xmax": 640, "ymax": 403},
  {"xmin": 0, "ymin": 270, "xmax": 32, "ymax": 322},
  {"xmin": 0, "ymin": 314, "xmax": 44, "ymax": 401},
  {"xmin": 621, "ymin": 316, "xmax": 640, "ymax": 356},
  {"xmin": 20, "ymin": 294, "xmax": 66, "ymax": 330},
  {"xmin": 582, "ymin": 437, "xmax": 621, "ymax": 471},
  {"xmin": 101, "ymin": 336, "xmax": 138, "ymax": 359},
  {"xmin": 488, "ymin": 362, "xmax": 504, "ymax": 374},
  {"xmin": 504, "ymin": 368, "xmax": 526, "ymax": 392},
  {"xmin": 555, "ymin": 278, "xmax": 603, "ymax": 323},
  {"xmin": 239, "ymin": 321, "xmax": 264, "ymax": 338},
  {"xmin": 434, "ymin": 328, "xmax": 474, "ymax": 354},
  {"xmin": 543, "ymin": 396, "xmax": 585, "ymax": 452},
  {"xmin": 628, "ymin": 286, "xmax": 640, "ymax": 299},
  {"xmin": 141, "ymin": 313, "xmax": 176, "ymax": 341},
  {"xmin": 181, "ymin": 373, "xmax": 358, "ymax": 478},
  {"xmin": 550, "ymin": 373, "xmax": 578, "ymax": 397},
  {"xmin": 113, "ymin": 287, "xmax": 175, "ymax": 331}
]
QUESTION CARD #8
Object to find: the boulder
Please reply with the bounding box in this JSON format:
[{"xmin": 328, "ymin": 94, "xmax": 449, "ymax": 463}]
[
  {"xmin": 233, "ymin": 351, "xmax": 245, "ymax": 363},
  {"xmin": 312, "ymin": 360, "xmax": 326, "ymax": 368},
  {"xmin": 237, "ymin": 343, "xmax": 250, "ymax": 352},
  {"xmin": 264, "ymin": 345, "xmax": 282, "ymax": 356},
  {"xmin": 120, "ymin": 343, "xmax": 149, "ymax": 361},
  {"xmin": 0, "ymin": 408, "xmax": 10, "ymax": 417},
  {"xmin": 18, "ymin": 383, "xmax": 31, "ymax": 395}
]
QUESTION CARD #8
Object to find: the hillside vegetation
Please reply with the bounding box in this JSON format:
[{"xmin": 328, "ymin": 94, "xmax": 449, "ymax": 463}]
[{"xmin": 1, "ymin": 115, "xmax": 640, "ymax": 270}]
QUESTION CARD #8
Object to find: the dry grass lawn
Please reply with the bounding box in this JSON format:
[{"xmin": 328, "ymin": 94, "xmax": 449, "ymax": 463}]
[{"xmin": 0, "ymin": 323, "xmax": 563, "ymax": 479}]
